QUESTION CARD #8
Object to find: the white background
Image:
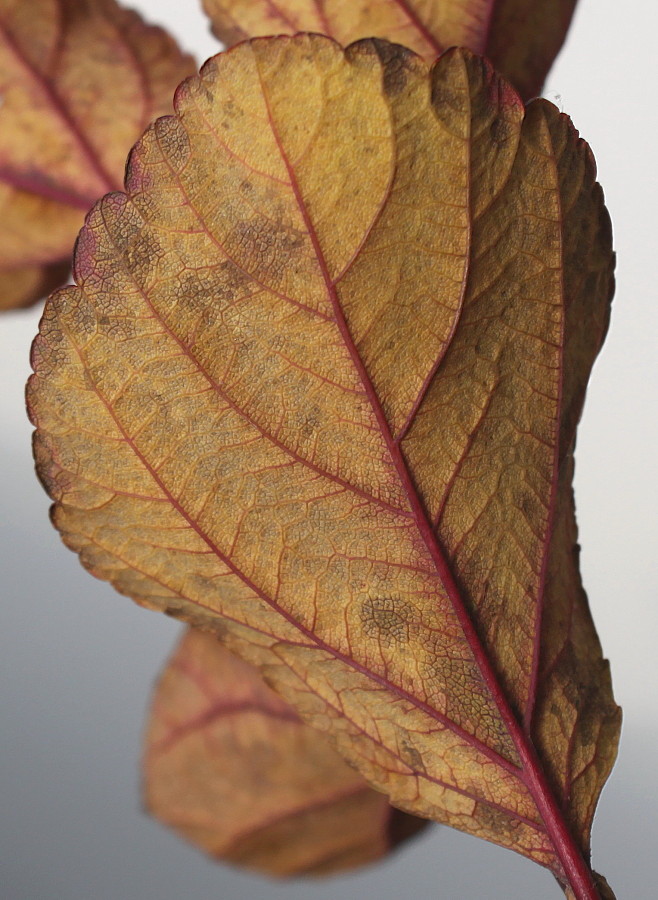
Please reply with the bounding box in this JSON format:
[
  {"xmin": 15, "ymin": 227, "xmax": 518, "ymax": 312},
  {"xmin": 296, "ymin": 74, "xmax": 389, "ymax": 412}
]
[{"xmin": 1, "ymin": 1, "xmax": 656, "ymax": 897}]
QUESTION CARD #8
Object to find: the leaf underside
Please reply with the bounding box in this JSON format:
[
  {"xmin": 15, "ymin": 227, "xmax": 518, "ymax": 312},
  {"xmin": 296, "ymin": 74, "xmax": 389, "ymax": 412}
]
[
  {"xmin": 144, "ymin": 626, "xmax": 427, "ymax": 876},
  {"xmin": 29, "ymin": 36, "xmax": 619, "ymax": 893},
  {"xmin": 0, "ymin": 0, "xmax": 194, "ymax": 311},
  {"xmin": 202, "ymin": 0, "xmax": 577, "ymax": 101}
]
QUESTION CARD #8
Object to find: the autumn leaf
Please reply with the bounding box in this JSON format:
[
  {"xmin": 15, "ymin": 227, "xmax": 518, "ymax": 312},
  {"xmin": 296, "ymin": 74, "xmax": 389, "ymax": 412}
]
[
  {"xmin": 28, "ymin": 37, "xmax": 620, "ymax": 897},
  {"xmin": 144, "ymin": 627, "xmax": 427, "ymax": 875},
  {"xmin": 202, "ymin": 0, "xmax": 577, "ymax": 101},
  {"xmin": 0, "ymin": 0, "xmax": 195, "ymax": 311}
]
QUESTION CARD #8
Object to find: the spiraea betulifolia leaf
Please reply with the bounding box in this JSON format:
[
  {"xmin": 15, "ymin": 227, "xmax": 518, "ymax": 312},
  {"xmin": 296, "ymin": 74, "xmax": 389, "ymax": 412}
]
[
  {"xmin": 202, "ymin": 0, "xmax": 577, "ymax": 101},
  {"xmin": 0, "ymin": 0, "xmax": 194, "ymax": 311},
  {"xmin": 29, "ymin": 37, "xmax": 619, "ymax": 897},
  {"xmin": 144, "ymin": 627, "xmax": 427, "ymax": 875}
]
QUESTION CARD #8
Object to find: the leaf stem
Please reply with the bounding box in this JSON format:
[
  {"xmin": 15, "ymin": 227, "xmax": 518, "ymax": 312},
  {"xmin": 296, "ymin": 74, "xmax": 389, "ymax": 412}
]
[{"xmin": 514, "ymin": 732, "xmax": 607, "ymax": 899}]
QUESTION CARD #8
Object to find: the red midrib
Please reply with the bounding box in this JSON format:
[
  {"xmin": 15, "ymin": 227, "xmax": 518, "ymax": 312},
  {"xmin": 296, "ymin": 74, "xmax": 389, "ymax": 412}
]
[
  {"xmin": 67, "ymin": 476, "xmax": 542, "ymax": 833},
  {"xmin": 46, "ymin": 459, "xmax": 545, "ymax": 835},
  {"xmin": 252, "ymin": 49, "xmax": 601, "ymax": 900},
  {"xmin": 51, "ymin": 277, "xmax": 520, "ymax": 779},
  {"xmin": 80, "ymin": 171, "xmax": 515, "ymax": 777}
]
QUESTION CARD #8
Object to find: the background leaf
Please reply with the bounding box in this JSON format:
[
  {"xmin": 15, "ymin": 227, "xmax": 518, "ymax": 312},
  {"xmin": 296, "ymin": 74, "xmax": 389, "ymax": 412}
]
[
  {"xmin": 201, "ymin": 0, "xmax": 577, "ymax": 100},
  {"xmin": 28, "ymin": 36, "xmax": 618, "ymax": 895},
  {"xmin": 144, "ymin": 626, "xmax": 427, "ymax": 876},
  {"xmin": 0, "ymin": 0, "xmax": 195, "ymax": 311}
]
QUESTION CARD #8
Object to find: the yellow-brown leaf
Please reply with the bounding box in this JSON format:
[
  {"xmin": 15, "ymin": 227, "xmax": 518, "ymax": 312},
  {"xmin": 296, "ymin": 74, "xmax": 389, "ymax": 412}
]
[
  {"xmin": 29, "ymin": 37, "xmax": 619, "ymax": 896},
  {"xmin": 202, "ymin": 0, "xmax": 577, "ymax": 100},
  {"xmin": 144, "ymin": 627, "xmax": 427, "ymax": 876},
  {"xmin": 0, "ymin": 0, "xmax": 194, "ymax": 310}
]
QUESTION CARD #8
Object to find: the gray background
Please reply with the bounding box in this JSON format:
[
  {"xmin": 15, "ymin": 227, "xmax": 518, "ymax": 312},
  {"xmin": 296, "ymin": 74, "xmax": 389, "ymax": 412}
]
[{"xmin": 1, "ymin": 1, "xmax": 656, "ymax": 897}]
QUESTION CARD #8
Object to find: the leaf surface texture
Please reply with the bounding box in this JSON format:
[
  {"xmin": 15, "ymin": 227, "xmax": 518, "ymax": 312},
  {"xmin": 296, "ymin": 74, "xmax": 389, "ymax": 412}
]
[{"xmin": 29, "ymin": 37, "xmax": 619, "ymax": 894}]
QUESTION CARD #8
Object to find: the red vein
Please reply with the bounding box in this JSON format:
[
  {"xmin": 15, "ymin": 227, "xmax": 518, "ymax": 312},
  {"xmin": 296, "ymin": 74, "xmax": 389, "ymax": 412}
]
[
  {"xmin": 97, "ymin": 204, "xmax": 410, "ymax": 523},
  {"xmin": 184, "ymin": 90, "xmax": 291, "ymax": 186},
  {"xmin": 389, "ymin": 0, "xmax": 443, "ymax": 57},
  {"xmin": 0, "ymin": 166, "xmax": 95, "ymax": 210},
  {"xmin": 268, "ymin": 647, "xmax": 545, "ymax": 834},
  {"xmin": 477, "ymin": 0, "xmax": 499, "ymax": 55},
  {"xmin": 56, "ymin": 305, "xmax": 520, "ymax": 779},
  {"xmin": 394, "ymin": 53, "xmax": 473, "ymax": 444},
  {"xmin": 312, "ymin": 0, "xmax": 332, "ymax": 36},
  {"xmin": 432, "ymin": 384, "xmax": 499, "ymax": 528},
  {"xmin": 262, "ymin": 0, "xmax": 299, "ymax": 32},
  {"xmin": 45, "ymin": 382, "xmax": 550, "ymax": 831},
  {"xmin": 251, "ymin": 55, "xmax": 530, "ymax": 763},
  {"xmin": 252, "ymin": 49, "xmax": 600, "ymax": 900},
  {"xmin": 78, "ymin": 528, "xmax": 317, "ymax": 649},
  {"xmin": 332, "ymin": 170, "xmax": 397, "ymax": 286},
  {"xmin": 169, "ymin": 98, "xmax": 329, "ymax": 321},
  {"xmin": 150, "ymin": 698, "xmax": 301, "ymax": 756},
  {"xmin": 0, "ymin": 18, "xmax": 117, "ymax": 194}
]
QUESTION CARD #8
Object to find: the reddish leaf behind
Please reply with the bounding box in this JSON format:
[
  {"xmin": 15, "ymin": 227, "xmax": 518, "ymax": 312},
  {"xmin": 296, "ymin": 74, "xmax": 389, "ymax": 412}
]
[
  {"xmin": 144, "ymin": 627, "xmax": 427, "ymax": 876},
  {"xmin": 202, "ymin": 0, "xmax": 577, "ymax": 99},
  {"xmin": 0, "ymin": 0, "xmax": 195, "ymax": 310}
]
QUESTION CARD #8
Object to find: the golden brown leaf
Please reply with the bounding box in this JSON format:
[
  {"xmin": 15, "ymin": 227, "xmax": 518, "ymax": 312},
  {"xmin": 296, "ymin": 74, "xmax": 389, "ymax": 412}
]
[
  {"xmin": 28, "ymin": 37, "xmax": 619, "ymax": 897},
  {"xmin": 202, "ymin": 0, "xmax": 577, "ymax": 100},
  {"xmin": 0, "ymin": 0, "xmax": 195, "ymax": 311},
  {"xmin": 144, "ymin": 627, "xmax": 427, "ymax": 876}
]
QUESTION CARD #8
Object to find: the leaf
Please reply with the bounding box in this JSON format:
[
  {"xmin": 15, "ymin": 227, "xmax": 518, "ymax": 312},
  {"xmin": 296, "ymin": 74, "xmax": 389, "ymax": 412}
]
[
  {"xmin": 202, "ymin": 0, "xmax": 577, "ymax": 100},
  {"xmin": 28, "ymin": 37, "xmax": 620, "ymax": 897},
  {"xmin": 0, "ymin": 260, "xmax": 70, "ymax": 313},
  {"xmin": 0, "ymin": 0, "xmax": 195, "ymax": 311},
  {"xmin": 144, "ymin": 626, "xmax": 427, "ymax": 876}
]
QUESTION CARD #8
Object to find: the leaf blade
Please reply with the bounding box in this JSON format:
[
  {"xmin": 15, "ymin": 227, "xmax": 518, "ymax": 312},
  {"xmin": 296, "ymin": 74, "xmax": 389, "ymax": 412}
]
[{"xmin": 29, "ymin": 37, "xmax": 618, "ymax": 894}]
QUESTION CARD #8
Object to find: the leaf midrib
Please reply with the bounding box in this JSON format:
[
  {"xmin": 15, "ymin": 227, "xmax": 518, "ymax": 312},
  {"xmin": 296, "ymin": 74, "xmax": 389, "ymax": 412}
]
[
  {"xmin": 254, "ymin": 46, "xmax": 529, "ymax": 758},
  {"xmin": 251, "ymin": 42, "xmax": 588, "ymax": 875},
  {"xmin": 56, "ymin": 268, "xmax": 521, "ymax": 782}
]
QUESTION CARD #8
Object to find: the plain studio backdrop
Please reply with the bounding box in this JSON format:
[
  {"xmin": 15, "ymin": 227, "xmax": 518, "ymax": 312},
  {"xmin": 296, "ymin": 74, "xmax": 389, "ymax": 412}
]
[{"xmin": 1, "ymin": 1, "xmax": 655, "ymax": 898}]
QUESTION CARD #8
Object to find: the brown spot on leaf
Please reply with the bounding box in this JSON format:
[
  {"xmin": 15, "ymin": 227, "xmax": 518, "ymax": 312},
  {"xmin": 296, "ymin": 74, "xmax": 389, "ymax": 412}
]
[{"xmin": 360, "ymin": 596, "xmax": 417, "ymax": 648}]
